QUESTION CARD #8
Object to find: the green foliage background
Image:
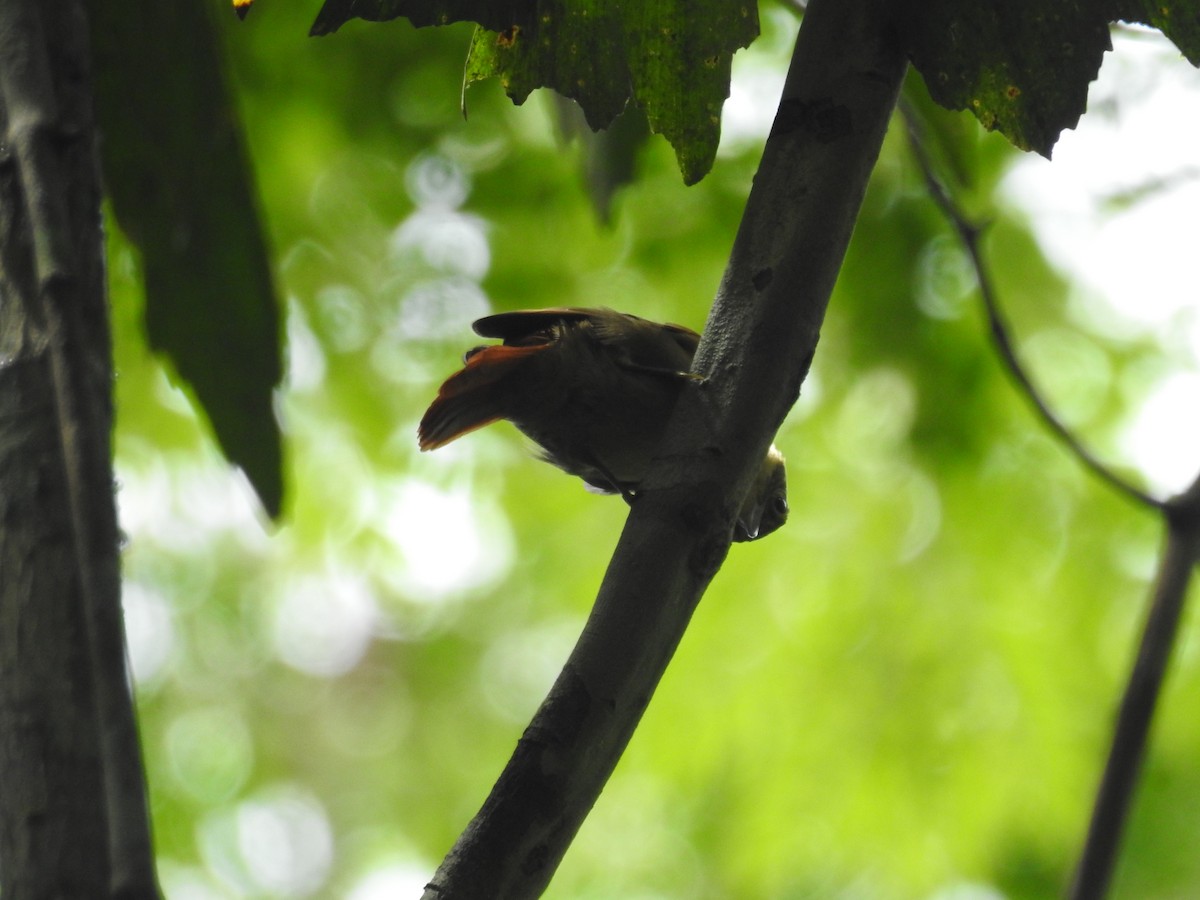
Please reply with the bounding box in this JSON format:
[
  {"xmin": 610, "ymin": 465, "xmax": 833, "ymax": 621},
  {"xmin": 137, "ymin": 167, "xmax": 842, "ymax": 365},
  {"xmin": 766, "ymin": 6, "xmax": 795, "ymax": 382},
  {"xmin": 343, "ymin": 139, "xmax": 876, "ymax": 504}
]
[{"xmin": 107, "ymin": 5, "xmax": 1198, "ymax": 897}]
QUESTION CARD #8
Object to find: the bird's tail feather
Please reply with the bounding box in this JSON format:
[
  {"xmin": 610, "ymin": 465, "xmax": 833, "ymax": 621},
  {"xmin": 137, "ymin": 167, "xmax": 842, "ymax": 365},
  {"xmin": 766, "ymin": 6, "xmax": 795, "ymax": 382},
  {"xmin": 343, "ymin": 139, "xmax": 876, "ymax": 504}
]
[{"xmin": 417, "ymin": 344, "xmax": 544, "ymax": 450}]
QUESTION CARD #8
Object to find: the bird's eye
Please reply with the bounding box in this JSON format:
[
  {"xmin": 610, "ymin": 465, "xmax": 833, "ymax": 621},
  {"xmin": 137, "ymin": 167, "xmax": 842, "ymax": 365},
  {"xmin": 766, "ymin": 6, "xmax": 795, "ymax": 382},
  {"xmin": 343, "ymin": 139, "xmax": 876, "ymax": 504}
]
[{"xmin": 772, "ymin": 495, "xmax": 789, "ymax": 517}]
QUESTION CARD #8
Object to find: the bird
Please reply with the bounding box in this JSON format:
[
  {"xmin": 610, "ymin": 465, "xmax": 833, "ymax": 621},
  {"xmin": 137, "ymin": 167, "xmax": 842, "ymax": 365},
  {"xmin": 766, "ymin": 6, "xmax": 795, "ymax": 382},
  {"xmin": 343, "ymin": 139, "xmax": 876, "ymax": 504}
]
[{"xmin": 418, "ymin": 307, "xmax": 788, "ymax": 541}]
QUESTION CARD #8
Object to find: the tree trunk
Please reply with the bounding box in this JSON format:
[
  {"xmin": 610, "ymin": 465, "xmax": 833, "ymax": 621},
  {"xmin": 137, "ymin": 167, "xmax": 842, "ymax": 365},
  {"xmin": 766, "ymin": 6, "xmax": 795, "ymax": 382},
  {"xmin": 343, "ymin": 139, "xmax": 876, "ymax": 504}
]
[{"xmin": 0, "ymin": 2, "xmax": 159, "ymax": 896}]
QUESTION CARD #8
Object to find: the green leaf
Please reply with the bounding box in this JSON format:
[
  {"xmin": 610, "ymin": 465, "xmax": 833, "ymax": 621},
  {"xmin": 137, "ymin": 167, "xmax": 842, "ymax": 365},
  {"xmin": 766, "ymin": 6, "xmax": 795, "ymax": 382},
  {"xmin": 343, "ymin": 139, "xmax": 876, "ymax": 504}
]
[
  {"xmin": 468, "ymin": 2, "xmax": 755, "ymax": 185},
  {"xmin": 898, "ymin": 0, "xmax": 1113, "ymax": 157},
  {"xmin": 89, "ymin": 0, "xmax": 283, "ymax": 517},
  {"xmin": 310, "ymin": 0, "xmax": 758, "ymax": 184}
]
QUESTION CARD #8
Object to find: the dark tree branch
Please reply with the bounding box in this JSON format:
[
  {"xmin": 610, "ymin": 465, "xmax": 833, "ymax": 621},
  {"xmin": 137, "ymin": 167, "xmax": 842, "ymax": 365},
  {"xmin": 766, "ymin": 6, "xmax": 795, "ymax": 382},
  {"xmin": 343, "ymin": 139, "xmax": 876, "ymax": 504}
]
[
  {"xmin": 421, "ymin": 1, "xmax": 908, "ymax": 897},
  {"xmin": 900, "ymin": 102, "xmax": 1165, "ymax": 512},
  {"xmin": 1069, "ymin": 473, "xmax": 1200, "ymax": 899},
  {"xmin": 0, "ymin": 2, "xmax": 160, "ymax": 897}
]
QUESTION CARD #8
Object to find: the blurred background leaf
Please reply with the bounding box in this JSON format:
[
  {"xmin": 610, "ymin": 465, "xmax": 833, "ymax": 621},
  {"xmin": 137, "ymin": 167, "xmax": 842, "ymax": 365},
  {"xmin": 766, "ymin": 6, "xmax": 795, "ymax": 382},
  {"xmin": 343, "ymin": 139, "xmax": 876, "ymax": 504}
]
[
  {"xmin": 104, "ymin": 4, "xmax": 1200, "ymax": 898},
  {"xmin": 550, "ymin": 96, "xmax": 650, "ymax": 224}
]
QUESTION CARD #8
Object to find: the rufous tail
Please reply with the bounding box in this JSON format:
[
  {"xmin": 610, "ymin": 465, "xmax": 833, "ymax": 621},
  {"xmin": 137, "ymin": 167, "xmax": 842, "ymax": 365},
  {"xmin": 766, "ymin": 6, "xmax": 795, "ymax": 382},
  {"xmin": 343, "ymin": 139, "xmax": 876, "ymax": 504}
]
[{"xmin": 417, "ymin": 344, "xmax": 545, "ymax": 450}]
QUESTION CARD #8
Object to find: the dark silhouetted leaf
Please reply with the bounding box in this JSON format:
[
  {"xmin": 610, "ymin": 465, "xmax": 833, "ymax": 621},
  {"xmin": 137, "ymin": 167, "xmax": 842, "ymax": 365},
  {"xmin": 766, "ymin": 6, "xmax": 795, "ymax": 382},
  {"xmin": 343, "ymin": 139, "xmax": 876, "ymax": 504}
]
[
  {"xmin": 90, "ymin": 0, "xmax": 283, "ymax": 517},
  {"xmin": 899, "ymin": 1, "xmax": 1200, "ymax": 158},
  {"xmin": 1109, "ymin": 1, "xmax": 1200, "ymax": 64},
  {"xmin": 310, "ymin": 0, "xmax": 535, "ymax": 35},
  {"xmin": 898, "ymin": 1, "xmax": 1112, "ymax": 157}
]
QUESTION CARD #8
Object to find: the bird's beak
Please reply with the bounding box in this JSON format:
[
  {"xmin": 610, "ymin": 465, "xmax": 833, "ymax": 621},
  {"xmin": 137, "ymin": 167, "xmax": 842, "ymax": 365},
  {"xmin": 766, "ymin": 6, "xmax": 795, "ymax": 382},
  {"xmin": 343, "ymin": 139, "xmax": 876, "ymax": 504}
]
[{"xmin": 734, "ymin": 501, "xmax": 765, "ymax": 542}]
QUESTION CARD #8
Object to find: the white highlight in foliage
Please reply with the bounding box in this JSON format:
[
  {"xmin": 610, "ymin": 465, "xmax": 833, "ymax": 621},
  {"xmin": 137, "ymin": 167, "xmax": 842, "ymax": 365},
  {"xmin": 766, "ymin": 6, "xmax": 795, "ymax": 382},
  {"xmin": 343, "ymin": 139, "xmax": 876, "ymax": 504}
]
[
  {"xmin": 347, "ymin": 862, "xmax": 435, "ymax": 900},
  {"xmin": 285, "ymin": 298, "xmax": 327, "ymax": 393},
  {"xmin": 200, "ymin": 785, "xmax": 334, "ymax": 897},
  {"xmin": 391, "ymin": 210, "xmax": 491, "ymax": 281},
  {"xmin": 270, "ymin": 570, "xmax": 379, "ymax": 677},
  {"xmin": 235, "ymin": 786, "xmax": 333, "ymax": 897},
  {"xmin": 379, "ymin": 479, "xmax": 514, "ymax": 600},
  {"xmin": 1003, "ymin": 29, "xmax": 1200, "ymax": 491},
  {"xmin": 116, "ymin": 455, "xmax": 269, "ymax": 554},
  {"xmin": 122, "ymin": 581, "xmax": 175, "ymax": 685},
  {"xmin": 1120, "ymin": 371, "xmax": 1200, "ymax": 495}
]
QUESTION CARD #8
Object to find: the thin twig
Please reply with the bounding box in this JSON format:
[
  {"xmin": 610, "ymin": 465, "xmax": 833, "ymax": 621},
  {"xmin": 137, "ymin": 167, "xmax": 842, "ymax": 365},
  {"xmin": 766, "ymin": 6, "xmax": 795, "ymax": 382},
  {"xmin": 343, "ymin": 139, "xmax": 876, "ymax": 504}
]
[
  {"xmin": 900, "ymin": 100, "xmax": 1164, "ymax": 512},
  {"xmin": 903, "ymin": 99, "xmax": 1200, "ymax": 900},
  {"xmin": 1068, "ymin": 472, "xmax": 1200, "ymax": 898}
]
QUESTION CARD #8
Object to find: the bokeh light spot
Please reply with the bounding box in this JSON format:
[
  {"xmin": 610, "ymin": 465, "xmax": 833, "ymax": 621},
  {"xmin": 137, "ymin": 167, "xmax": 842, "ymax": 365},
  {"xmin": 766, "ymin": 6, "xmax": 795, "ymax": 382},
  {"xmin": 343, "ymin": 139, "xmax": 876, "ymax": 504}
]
[
  {"xmin": 479, "ymin": 618, "xmax": 581, "ymax": 722},
  {"xmin": 167, "ymin": 707, "xmax": 254, "ymax": 804},
  {"xmin": 834, "ymin": 367, "xmax": 918, "ymax": 467},
  {"xmin": 405, "ymin": 152, "xmax": 470, "ymax": 210},
  {"xmin": 313, "ymin": 284, "xmax": 372, "ymax": 353},
  {"xmin": 1020, "ymin": 328, "xmax": 1112, "ymax": 427},
  {"xmin": 270, "ymin": 571, "xmax": 379, "ymax": 677},
  {"xmin": 390, "ymin": 210, "xmax": 491, "ymax": 281},
  {"xmin": 198, "ymin": 784, "xmax": 334, "ymax": 897},
  {"xmin": 380, "ymin": 478, "xmax": 514, "ymax": 601},
  {"xmin": 123, "ymin": 581, "xmax": 176, "ymax": 686},
  {"xmin": 1120, "ymin": 370, "xmax": 1200, "ymax": 494},
  {"xmin": 347, "ymin": 861, "xmax": 434, "ymax": 899},
  {"xmin": 236, "ymin": 786, "xmax": 334, "ymax": 896}
]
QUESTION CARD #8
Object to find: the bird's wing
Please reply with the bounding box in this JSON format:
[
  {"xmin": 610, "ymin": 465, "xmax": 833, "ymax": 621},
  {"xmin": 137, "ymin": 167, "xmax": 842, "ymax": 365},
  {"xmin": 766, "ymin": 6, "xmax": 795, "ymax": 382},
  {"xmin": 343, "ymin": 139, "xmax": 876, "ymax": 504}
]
[
  {"xmin": 471, "ymin": 307, "xmax": 597, "ymax": 342},
  {"xmin": 473, "ymin": 307, "xmax": 701, "ymax": 373},
  {"xmin": 588, "ymin": 312, "xmax": 700, "ymax": 373}
]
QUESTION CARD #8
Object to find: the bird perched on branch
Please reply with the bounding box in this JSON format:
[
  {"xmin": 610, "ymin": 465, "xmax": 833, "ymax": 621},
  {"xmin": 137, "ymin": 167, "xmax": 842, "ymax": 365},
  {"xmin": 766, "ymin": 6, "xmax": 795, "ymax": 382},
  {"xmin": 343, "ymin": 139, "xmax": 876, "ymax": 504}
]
[{"xmin": 418, "ymin": 307, "xmax": 788, "ymax": 541}]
